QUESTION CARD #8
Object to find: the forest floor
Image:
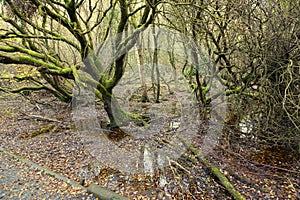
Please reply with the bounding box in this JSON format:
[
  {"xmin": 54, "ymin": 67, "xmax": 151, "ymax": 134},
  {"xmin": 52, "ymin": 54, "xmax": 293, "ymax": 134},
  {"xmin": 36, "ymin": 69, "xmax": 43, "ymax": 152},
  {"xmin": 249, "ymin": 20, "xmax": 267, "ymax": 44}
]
[{"xmin": 0, "ymin": 90, "xmax": 299, "ymax": 199}]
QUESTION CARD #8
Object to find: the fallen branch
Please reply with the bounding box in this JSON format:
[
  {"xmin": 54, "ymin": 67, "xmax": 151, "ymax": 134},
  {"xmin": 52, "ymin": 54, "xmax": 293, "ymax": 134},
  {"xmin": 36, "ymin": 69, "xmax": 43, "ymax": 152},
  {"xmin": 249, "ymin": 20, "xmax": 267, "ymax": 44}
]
[
  {"xmin": 0, "ymin": 146, "xmax": 86, "ymax": 191},
  {"xmin": 87, "ymin": 184, "xmax": 128, "ymax": 200},
  {"xmin": 19, "ymin": 111, "xmax": 61, "ymax": 123},
  {"xmin": 0, "ymin": 146, "xmax": 129, "ymax": 200},
  {"xmin": 200, "ymin": 156, "xmax": 246, "ymax": 200},
  {"xmin": 178, "ymin": 136, "xmax": 246, "ymax": 200}
]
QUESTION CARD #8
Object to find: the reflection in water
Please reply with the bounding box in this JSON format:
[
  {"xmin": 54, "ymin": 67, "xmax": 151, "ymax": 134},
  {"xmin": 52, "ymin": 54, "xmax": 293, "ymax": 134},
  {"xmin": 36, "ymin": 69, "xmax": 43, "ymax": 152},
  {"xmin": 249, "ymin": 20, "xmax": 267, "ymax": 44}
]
[
  {"xmin": 143, "ymin": 144, "xmax": 154, "ymax": 175},
  {"xmin": 143, "ymin": 144, "xmax": 168, "ymax": 188}
]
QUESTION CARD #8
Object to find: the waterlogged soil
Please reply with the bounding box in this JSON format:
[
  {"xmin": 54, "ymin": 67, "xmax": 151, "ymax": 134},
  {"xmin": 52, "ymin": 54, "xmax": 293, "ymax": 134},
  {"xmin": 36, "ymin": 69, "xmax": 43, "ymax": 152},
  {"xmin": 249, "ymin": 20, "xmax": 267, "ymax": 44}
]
[{"xmin": 0, "ymin": 90, "xmax": 299, "ymax": 199}]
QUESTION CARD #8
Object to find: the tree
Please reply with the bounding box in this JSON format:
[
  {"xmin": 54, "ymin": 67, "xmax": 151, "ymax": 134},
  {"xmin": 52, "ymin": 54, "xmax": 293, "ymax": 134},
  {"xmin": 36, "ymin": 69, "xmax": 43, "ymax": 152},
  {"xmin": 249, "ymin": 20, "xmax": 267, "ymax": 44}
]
[
  {"xmin": 2, "ymin": 0, "xmax": 299, "ymax": 150},
  {"xmin": 158, "ymin": 0, "xmax": 300, "ymax": 150},
  {"xmin": 0, "ymin": 0, "xmax": 158, "ymax": 126}
]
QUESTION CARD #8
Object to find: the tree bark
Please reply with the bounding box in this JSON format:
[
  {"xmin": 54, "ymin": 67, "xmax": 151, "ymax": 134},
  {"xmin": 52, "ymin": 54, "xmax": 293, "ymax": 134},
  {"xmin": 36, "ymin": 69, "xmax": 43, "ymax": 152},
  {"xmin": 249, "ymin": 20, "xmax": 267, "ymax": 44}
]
[{"xmin": 101, "ymin": 87, "xmax": 127, "ymax": 128}]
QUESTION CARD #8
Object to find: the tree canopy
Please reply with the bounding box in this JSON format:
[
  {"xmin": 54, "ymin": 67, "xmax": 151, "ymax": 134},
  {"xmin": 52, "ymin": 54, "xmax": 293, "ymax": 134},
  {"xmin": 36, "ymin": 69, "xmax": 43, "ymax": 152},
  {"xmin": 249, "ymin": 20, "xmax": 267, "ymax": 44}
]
[{"xmin": 0, "ymin": 0, "xmax": 299, "ymax": 150}]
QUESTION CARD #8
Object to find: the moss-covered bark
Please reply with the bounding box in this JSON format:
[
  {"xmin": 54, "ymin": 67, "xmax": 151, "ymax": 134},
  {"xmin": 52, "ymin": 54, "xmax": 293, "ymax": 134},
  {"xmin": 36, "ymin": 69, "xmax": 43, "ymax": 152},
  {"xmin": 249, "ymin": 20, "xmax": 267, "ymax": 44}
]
[
  {"xmin": 179, "ymin": 136, "xmax": 246, "ymax": 200},
  {"xmin": 0, "ymin": 0, "xmax": 157, "ymax": 130}
]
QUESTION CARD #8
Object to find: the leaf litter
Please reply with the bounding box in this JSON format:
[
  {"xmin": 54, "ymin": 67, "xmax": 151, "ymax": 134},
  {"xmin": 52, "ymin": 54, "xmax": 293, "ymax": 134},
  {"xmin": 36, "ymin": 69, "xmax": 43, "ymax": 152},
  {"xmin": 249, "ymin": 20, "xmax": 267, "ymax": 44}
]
[{"xmin": 0, "ymin": 91, "xmax": 299, "ymax": 199}]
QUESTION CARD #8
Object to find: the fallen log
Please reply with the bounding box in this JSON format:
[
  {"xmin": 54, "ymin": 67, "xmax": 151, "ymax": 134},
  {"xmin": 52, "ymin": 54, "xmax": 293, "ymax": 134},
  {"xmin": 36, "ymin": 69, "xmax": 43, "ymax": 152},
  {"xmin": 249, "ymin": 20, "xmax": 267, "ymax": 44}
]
[
  {"xmin": 0, "ymin": 146, "xmax": 129, "ymax": 200},
  {"xmin": 178, "ymin": 136, "xmax": 246, "ymax": 200},
  {"xmin": 87, "ymin": 184, "xmax": 128, "ymax": 200},
  {"xmin": 202, "ymin": 158, "xmax": 246, "ymax": 200}
]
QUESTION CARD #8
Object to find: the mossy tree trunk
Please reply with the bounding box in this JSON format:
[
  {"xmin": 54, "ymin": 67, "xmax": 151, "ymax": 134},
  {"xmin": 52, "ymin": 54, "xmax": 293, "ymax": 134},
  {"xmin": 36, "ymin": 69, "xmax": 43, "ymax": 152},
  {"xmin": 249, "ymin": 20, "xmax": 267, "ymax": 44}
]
[
  {"xmin": 0, "ymin": 0, "xmax": 157, "ymax": 128},
  {"xmin": 100, "ymin": 86, "xmax": 127, "ymax": 128}
]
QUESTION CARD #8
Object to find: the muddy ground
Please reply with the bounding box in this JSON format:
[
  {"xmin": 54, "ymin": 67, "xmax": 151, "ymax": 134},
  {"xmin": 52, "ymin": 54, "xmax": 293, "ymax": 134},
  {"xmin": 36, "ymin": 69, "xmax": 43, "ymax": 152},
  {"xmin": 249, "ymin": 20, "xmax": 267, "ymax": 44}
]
[{"xmin": 0, "ymin": 90, "xmax": 299, "ymax": 199}]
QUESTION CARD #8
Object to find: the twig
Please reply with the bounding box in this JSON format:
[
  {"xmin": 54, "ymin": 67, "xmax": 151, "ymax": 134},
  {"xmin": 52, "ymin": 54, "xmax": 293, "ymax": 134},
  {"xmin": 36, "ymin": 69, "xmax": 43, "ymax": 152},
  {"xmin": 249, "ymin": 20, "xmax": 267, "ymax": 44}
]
[
  {"xmin": 20, "ymin": 112, "xmax": 61, "ymax": 123},
  {"xmin": 170, "ymin": 159, "xmax": 191, "ymax": 174}
]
